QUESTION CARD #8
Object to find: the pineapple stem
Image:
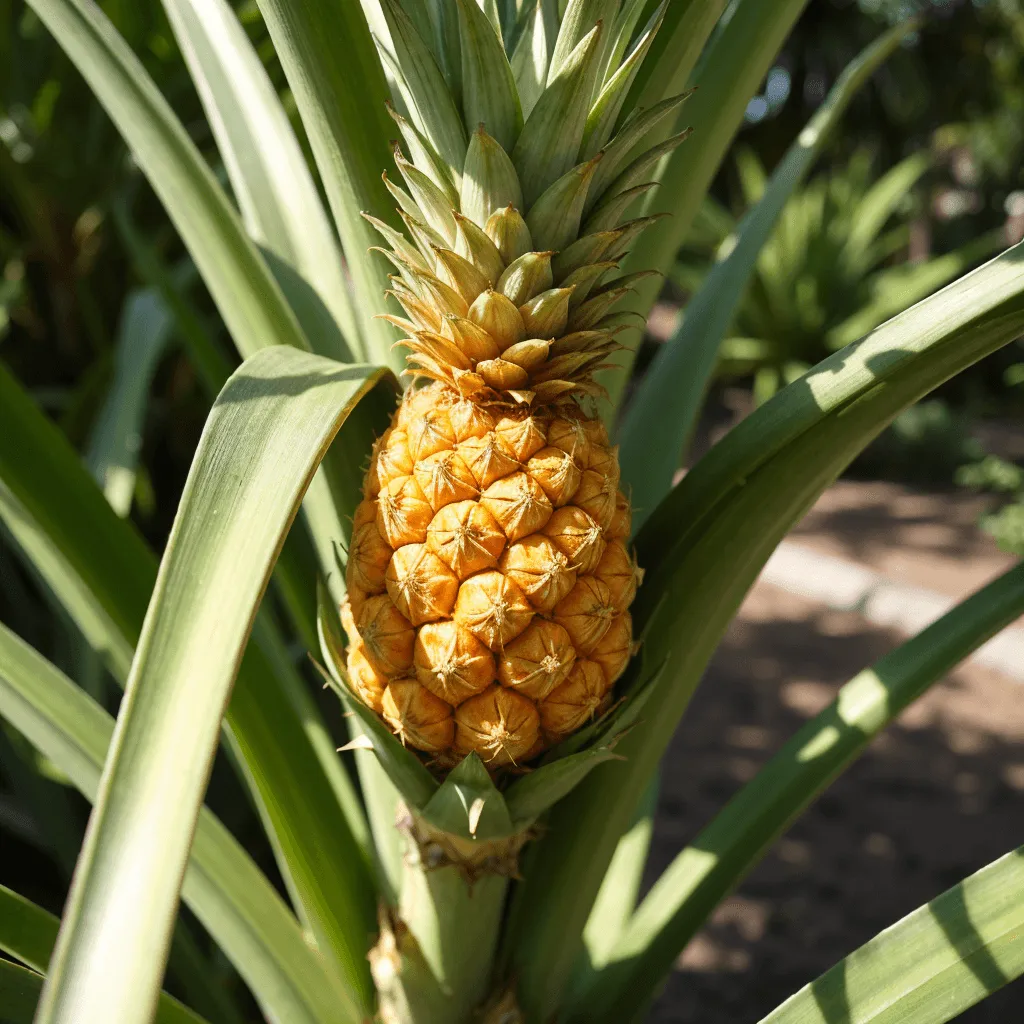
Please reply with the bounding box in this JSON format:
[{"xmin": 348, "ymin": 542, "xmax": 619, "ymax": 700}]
[{"xmin": 370, "ymin": 805, "xmax": 528, "ymax": 1024}]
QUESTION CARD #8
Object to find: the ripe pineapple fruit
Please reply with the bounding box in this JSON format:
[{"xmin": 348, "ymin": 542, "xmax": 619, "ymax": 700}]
[{"xmin": 342, "ymin": 0, "xmax": 686, "ymax": 770}]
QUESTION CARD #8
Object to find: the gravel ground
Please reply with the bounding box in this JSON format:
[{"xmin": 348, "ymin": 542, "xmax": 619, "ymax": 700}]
[{"xmin": 648, "ymin": 581, "xmax": 1024, "ymax": 1023}]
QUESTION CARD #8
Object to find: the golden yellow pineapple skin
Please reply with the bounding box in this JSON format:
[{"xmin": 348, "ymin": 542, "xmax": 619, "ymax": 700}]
[{"xmin": 344, "ymin": 381, "xmax": 641, "ymax": 769}]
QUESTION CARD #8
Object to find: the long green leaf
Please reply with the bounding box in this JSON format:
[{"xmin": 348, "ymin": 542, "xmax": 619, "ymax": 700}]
[
  {"xmin": 24, "ymin": 0, "xmax": 311, "ymax": 361},
  {"xmin": 648, "ymin": 243, "xmax": 1024, "ymax": 559},
  {"xmin": 34, "ymin": 349, "xmax": 383, "ymax": 1024},
  {"xmin": 579, "ymin": 779, "xmax": 657, "ymax": 972},
  {"xmin": 160, "ymin": 0, "xmax": 361, "ymax": 361},
  {"xmin": 619, "ymin": 20, "xmax": 916, "ymax": 525},
  {"xmin": 0, "ymin": 960, "xmax": 43, "ymax": 1024},
  {"xmin": 505, "ymin": 240, "xmax": 1024, "ymax": 1019},
  {"xmin": 111, "ymin": 202, "xmax": 234, "ymax": 397},
  {"xmin": 254, "ymin": 0, "xmax": 402, "ymax": 372},
  {"xmin": 0, "ymin": 359, "xmax": 382, "ymax": 985},
  {"xmin": 0, "ymin": 885, "xmax": 211, "ymax": 1024},
  {"xmin": 571, "ymin": 561, "xmax": 1024, "ymax": 1021},
  {"xmin": 110, "ymin": 201, "xmax": 337, "ymax": 659},
  {"xmin": 85, "ymin": 288, "xmax": 174, "ymax": 517},
  {"xmin": 0, "ymin": 885, "xmax": 57, "ymax": 974},
  {"xmin": 626, "ymin": 0, "xmax": 727, "ymax": 112},
  {"xmin": 0, "ymin": 621, "xmax": 352, "ymax": 1024},
  {"xmin": 760, "ymin": 846, "xmax": 1024, "ymax": 1024},
  {"xmin": 601, "ymin": 0, "xmax": 810, "ymax": 412}
]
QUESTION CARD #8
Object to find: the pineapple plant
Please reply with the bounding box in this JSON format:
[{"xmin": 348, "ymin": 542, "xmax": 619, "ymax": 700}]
[
  {"xmin": 330, "ymin": 11, "xmax": 683, "ymax": 1016},
  {"xmin": 5, "ymin": 3, "xmax": 1024, "ymax": 1024},
  {"xmin": 341, "ymin": 0, "xmax": 673, "ymax": 767}
]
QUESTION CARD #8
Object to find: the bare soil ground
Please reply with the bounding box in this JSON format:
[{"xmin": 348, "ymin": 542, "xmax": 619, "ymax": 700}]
[
  {"xmin": 791, "ymin": 479, "xmax": 1016, "ymax": 597},
  {"xmin": 647, "ymin": 484, "xmax": 1024, "ymax": 1023}
]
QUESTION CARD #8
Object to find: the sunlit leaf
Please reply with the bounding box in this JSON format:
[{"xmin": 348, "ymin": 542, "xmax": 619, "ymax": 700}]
[
  {"xmin": 33, "ymin": 350, "xmax": 384, "ymax": 1024},
  {"xmin": 161, "ymin": 0, "xmax": 362, "ymax": 361},
  {"xmin": 0, "ymin": 620, "xmax": 352, "ymax": 1024},
  {"xmin": 761, "ymin": 845, "xmax": 1024, "ymax": 1024},
  {"xmin": 506, "ymin": 239, "xmax": 1024, "ymax": 1020},
  {"xmin": 0, "ymin": 359, "xmax": 382, "ymax": 986}
]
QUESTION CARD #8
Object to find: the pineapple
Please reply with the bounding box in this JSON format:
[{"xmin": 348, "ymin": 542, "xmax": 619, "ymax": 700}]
[{"xmin": 342, "ymin": 0, "xmax": 686, "ymax": 771}]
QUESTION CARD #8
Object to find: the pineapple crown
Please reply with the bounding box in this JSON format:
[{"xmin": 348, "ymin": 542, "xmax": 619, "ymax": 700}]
[{"xmin": 364, "ymin": 0, "xmax": 692, "ymax": 408}]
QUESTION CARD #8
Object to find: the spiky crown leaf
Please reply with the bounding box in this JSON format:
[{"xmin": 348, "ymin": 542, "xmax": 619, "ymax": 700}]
[{"xmin": 365, "ymin": 0, "xmax": 691, "ymax": 408}]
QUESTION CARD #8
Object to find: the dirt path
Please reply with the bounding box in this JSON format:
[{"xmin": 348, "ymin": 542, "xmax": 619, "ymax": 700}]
[
  {"xmin": 647, "ymin": 486, "xmax": 1024, "ymax": 1023},
  {"xmin": 790, "ymin": 479, "xmax": 1016, "ymax": 597}
]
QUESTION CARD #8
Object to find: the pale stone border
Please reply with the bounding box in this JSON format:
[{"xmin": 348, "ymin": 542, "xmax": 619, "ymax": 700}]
[{"xmin": 760, "ymin": 542, "xmax": 1024, "ymax": 682}]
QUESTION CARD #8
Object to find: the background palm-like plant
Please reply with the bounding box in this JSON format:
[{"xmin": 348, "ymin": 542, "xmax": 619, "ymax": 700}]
[
  {"xmin": 1, "ymin": 2, "xmax": 1023, "ymax": 1023},
  {"xmin": 676, "ymin": 147, "xmax": 1007, "ymax": 403}
]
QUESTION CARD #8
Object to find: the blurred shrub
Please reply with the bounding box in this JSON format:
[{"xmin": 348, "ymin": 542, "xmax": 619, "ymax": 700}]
[
  {"xmin": 956, "ymin": 365, "xmax": 1024, "ymax": 555},
  {"xmin": 675, "ymin": 146, "xmax": 1005, "ymax": 404},
  {"xmin": 0, "ymin": 1, "xmax": 285, "ymax": 543},
  {"xmin": 1, "ymin": 1, "xmax": 188, "ymax": 420}
]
